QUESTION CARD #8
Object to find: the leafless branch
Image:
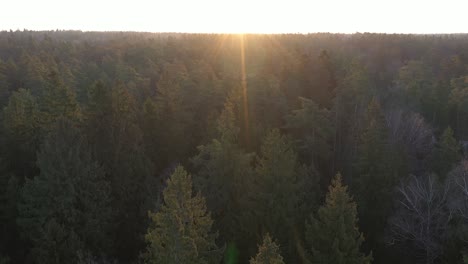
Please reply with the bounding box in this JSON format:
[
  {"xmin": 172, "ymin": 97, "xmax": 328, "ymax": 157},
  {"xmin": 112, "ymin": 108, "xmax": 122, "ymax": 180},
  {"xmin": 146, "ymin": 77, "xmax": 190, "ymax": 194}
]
[{"xmin": 388, "ymin": 174, "xmax": 451, "ymax": 264}]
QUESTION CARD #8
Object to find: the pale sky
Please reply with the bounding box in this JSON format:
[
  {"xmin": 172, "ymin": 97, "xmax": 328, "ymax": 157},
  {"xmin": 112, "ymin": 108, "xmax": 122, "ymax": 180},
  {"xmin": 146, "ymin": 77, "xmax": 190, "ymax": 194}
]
[{"xmin": 1, "ymin": 0, "xmax": 467, "ymax": 33}]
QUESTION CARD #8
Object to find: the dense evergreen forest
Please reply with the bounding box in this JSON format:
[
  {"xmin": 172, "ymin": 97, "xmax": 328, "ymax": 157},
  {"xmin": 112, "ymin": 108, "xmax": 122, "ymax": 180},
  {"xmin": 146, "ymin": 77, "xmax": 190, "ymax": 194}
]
[{"xmin": 1, "ymin": 30, "xmax": 468, "ymax": 264}]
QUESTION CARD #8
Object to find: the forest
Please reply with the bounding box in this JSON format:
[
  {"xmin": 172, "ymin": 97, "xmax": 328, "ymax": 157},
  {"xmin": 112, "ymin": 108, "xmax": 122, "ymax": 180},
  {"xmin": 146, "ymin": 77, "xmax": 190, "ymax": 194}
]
[{"xmin": 0, "ymin": 30, "xmax": 468, "ymax": 264}]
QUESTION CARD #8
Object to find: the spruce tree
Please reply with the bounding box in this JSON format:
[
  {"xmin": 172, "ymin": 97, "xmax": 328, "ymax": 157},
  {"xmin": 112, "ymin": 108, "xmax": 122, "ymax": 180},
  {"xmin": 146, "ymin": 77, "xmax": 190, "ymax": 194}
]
[
  {"xmin": 250, "ymin": 234, "xmax": 285, "ymax": 264},
  {"xmin": 250, "ymin": 129, "xmax": 311, "ymax": 261},
  {"xmin": 306, "ymin": 173, "xmax": 372, "ymax": 264},
  {"xmin": 353, "ymin": 98, "xmax": 397, "ymax": 249},
  {"xmin": 17, "ymin": 119, "xmax": 112, "ymax": 263},
  {"xmin": 333, "ymin": 59, "xmax": 373, "ymax": 177},
  {"xmin": 285, "ymin": 96, "xmax": 334, "ymax": 164},
  {"xmin": 144, "ymin": 166, "xmax": 222, "ymax": 264},
  {"xmin": 191, "ymin": 100, "xmax": 254, "ymax": 246},
  {"xmin": 355, "ymin": 99, "xmax": 389, "ymax": 179}
]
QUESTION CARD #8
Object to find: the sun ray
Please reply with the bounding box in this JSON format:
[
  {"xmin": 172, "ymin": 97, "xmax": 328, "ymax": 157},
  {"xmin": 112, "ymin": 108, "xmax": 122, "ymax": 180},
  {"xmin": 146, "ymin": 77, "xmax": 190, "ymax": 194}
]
[
  {"xmin": 207, "ymin": 34, "xmax": 229, "ymax": 62},
  {"xmin": 239, "ymin": 34, "xmax": 250, "ymax": 148}
]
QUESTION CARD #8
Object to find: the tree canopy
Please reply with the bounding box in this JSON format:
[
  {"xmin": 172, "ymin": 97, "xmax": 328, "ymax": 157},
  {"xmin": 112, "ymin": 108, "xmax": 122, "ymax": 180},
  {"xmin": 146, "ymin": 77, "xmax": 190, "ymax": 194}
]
[{"xmin": 0, "ymin": 31, "xmax": 468, "ymax": 264}]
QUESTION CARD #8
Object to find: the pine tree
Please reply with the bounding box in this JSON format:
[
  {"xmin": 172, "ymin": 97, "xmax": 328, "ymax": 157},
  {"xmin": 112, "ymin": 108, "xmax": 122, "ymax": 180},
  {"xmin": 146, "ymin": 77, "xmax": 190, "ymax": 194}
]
[
  {"xmin": 432, "ymin": 127, "xmax": 461, "ymax": 178},
  {"xmin": 144, "ymin": 166, "xmax": 222, "ymax": 264},
  {"xmin": 250, "ymin": 234, "xmax": 285, "ymax": 264},
  {"xmin": 17, "ymin": 119, "xmax": 112, "ymax": 263},
  {"xmin": 306, "ymin": 173, "xmax": 372, "ymax": 264}
]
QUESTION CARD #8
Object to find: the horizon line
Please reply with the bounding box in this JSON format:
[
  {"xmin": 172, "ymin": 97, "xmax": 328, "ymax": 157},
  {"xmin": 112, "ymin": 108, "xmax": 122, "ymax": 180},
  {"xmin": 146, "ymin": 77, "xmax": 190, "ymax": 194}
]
[{"xmin": 1, "ymin": 29, "xmax": 468, "ymax": 35}]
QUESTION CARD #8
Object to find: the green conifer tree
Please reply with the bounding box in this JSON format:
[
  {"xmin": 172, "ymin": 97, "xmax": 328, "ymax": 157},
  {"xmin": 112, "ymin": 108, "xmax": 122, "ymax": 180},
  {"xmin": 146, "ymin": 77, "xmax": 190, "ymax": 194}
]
[
  {"xmin": 85, "ymin": 81, "xmax": 158, "ymax": 261},
  {"xmin": 286, "ymin": 97, "xmax": 334, "ymax": 164},
  {"xmin": 0, "ymin": 58, "xmax": 10, "ymax": 107},
  {"xmin": 144, "ymin": 166, "xmax": 222, "ymax": 264},
  {"xmin": 251, "ymin": 129, "xmax": 311, "ymax": 261},
  {"xmin": 355, "ymin": 99, "xmax": 389, "ymax": 179},
  {"xmin": 191, "ymin": 100, "xmax": 254, "ymax": 245},
  {"xmin": 250, "ymin": 234, "xmax": 285, "ymax": 264},
  {"xmin": 353, "ymin": 98, "xmax": 397, "ymax": 250},
  {"xmin": 306, "ymin": 173, "xmax": 372, "ymax": 264},
  {"xmin": 39, "ymin": 71, "xmax": 81, "ymax": 130},
  {"xmin": 153, "ymin": 62, "xmax": 194, "ymax": 163},
  {"xmin": 17, "ymin": 119, "xmax": 112, "ymax": 263},
  {"xmin": 2, "ymin": 89, "xmax": 41, "ymax": 176}
]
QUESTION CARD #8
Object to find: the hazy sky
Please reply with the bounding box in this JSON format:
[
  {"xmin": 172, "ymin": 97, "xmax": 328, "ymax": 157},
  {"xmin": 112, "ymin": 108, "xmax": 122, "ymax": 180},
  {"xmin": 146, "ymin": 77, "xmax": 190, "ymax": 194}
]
[{"xmin": 1, "ymin": 0, "xmax": 467, "ymax": 33}]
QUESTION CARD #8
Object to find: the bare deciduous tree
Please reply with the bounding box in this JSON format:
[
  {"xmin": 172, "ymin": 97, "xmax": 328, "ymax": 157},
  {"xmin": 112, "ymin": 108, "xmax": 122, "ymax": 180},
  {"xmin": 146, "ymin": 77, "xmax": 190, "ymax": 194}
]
[
  {"xmin": 385, "ymin": 109, "xmax": 434, "ymax": 169},
  {"xmin": 448, "ymin": 160, "xmax": 468, "ymax": 220},
  {"xmin": 387, "ymin": 174, "xmax": 451, "ymax": 264},
  {"xmin": 447, "ymin": 160, "xmax": 468, "ymax": 244}
]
